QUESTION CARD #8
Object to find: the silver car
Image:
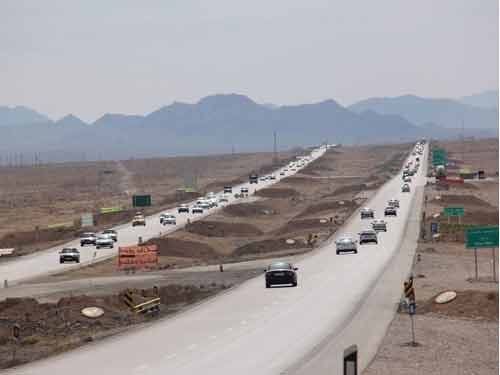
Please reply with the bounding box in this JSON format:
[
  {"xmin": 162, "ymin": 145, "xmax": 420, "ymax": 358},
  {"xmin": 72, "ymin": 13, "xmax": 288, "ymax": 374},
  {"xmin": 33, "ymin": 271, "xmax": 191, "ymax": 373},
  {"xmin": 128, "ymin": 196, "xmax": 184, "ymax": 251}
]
[
  {"xmin": 360, "ymin": 207, "xmax": 374, "ymax": 219},
  {"xmin": 96, "ymin": 234, "xmax": 114, "ymax": 249},
  {"xmin": 402, "ymin": 184, "xmax": 411, "ymax": 193},
  {"xmin": 335, "ymin": 237, "xmax": 358, "ymax": 255}
]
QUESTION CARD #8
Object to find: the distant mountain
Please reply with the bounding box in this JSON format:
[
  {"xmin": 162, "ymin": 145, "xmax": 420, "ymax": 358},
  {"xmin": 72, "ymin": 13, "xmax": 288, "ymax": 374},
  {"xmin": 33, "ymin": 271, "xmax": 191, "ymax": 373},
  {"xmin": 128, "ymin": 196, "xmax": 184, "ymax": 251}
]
[
  {"xmin": 349, "ymin": 94, "xmax": 498, "ymax": 129},
  {"xmin": 459, "ymin": 90, "xmax": 498, "ymax": 109},
  {"xmin": 0, "ymin": 93, "xmax": 497, "ymax": 163},
  {"xmin": 55, "ymin": 114, "xmax": 87, "ymax": 127},
  {"xmin": 0, "ymin": 105, "xmax": 51, "ymax": 126}
]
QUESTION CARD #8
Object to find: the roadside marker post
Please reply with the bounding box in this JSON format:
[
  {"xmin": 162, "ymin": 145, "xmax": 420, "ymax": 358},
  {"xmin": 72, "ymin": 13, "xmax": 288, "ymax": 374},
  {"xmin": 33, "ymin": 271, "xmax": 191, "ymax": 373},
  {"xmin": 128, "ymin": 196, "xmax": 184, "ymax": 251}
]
[{"xmin": 403, "ymin": 276, "xmax": 418, "ymax": 346}]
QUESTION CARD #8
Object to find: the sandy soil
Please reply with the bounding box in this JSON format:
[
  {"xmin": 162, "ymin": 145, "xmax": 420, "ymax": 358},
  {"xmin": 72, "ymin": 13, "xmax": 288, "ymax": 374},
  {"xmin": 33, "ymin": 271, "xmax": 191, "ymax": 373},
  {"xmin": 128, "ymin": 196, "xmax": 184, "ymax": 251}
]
[
  {"xmin": 0, "ymin": 151, "xmax": 298, "ymax": 255},
  {"xmin": 363, "ymin": 138, "xmax": 499, "ymax": 375}
]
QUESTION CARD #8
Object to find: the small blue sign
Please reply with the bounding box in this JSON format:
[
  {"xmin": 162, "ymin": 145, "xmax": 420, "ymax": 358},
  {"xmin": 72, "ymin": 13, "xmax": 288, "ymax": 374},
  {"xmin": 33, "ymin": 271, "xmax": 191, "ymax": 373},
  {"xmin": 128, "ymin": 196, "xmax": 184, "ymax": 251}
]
[{"xmin": 431, "ymin": 222, "xmax": 439, "ymax": 234}]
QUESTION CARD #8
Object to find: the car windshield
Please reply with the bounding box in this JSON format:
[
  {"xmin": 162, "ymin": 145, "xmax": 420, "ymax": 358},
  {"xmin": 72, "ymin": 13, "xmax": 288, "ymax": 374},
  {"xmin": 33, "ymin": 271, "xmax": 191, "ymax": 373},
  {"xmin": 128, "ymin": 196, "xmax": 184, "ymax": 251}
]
[
  {"xmin": 62, "ymin": 248, "xmax": 77, "ymax": 253},
  {"xmin": 81, "ymin": 233, "xmax": 94, "ymax": 237},
  {"xmin": 269, "ymin": 262, "xmax": 291, "ymax": 270}
]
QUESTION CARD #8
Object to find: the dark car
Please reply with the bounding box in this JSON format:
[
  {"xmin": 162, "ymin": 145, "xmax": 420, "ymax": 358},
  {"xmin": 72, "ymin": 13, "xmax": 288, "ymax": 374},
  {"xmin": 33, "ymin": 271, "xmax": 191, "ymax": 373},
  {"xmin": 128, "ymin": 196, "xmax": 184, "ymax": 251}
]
[
  {"xmin": 265, "ymin": 262, "xmax": 298, "ymax": 288},
  {"xmin": 59, "ymin": 248, "xmax": 80, "ymax": 263},
  {"xmin": 384, "ymin": 206, "xmax": 397, "ymax": 216},
  {"xmin": 177, "ymin": 204, "xmax": 190, "ymax": 214},
  {"xmin": 249, "ymin": 173, "xmax": 258, "ymax": 184}
]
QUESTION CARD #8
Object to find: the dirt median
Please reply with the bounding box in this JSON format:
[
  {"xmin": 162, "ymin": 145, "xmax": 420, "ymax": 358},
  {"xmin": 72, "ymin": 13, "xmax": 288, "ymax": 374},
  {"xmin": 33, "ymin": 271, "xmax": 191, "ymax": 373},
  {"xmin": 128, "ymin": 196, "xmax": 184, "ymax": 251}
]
[
  {"xmin": 186, "ymin": 220, "xmax": 263, "ymax": 237},
  {"xmin": 254, "ymin": 187, "xmax": 298, "ymax": 199},
  {"xmin": 222, "ymin": 202, "xmax": 277, "ymax": 217}
]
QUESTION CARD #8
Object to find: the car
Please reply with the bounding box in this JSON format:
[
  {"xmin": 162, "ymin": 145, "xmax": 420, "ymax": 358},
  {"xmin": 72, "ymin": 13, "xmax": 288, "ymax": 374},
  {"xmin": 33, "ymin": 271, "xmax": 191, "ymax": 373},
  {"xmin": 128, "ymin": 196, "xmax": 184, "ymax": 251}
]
[
  {"xmin": 178, "ymin": 204, "xmax": 190, "ymax": 214},
  {"xmin": 359, "ymin": 229, "xmax": 378, "ymax": 244},
  {"xmin": 259, "ymin": 176, "xmax": 267, "ymax": 182},
  {"xmin": 219, "ymin": 196, "xmax": 229, "ymax": 204},
  {"xmin": 161, "ymin": 214, "xmax": 176, "ymax": 225},
  {"xmin": 388, "ymin": 199, "xmax": 400, "ymax": 208},
  {"xmin": 280, "ymin": 171, "xmax": 285, "ymax": 176},
  {"xmin": 269, "ymin": 175, "xmax": 276, "ymax": 180},
  {"xmin": 265, "ymin": 261, "xmax": 298, "ymax": 288},
  {"xmin": 240, "ymin": 186, "xmax": 249, "ymax": 194},
  {"xmin": 335, "ymin": 237, "xmax": 358, "ymax": 255},
  {"xmin": 207, "ymin": 198, "xmax": 218, "ymax": 208},
  {"xmin": 404, "ymin": 176, "xmax": 412, "ymax": 183},
  {"xmin": 249, "ymin": 173, "xmax": 258, "ymax": 184},
  {"xmin": 197, "ymin": 199, "xmax": 211, "ymax": 210},
  {"xmin": 80, "ymin": 232, "xmax": 96, "ymax": 247},
  {"xmin": 360, "ymin": 207, "xmax": 374, "ymax": 219},
  {"xmin": 102, "ymin": 229, "xmax": 117, "ymax": 242},
  {"xmin": 59, "ymin": 248, "xmax": 80, "ymax": 263},
  {"xmin": 132, "ymin": 215, "xmax": 146, "ymax": 227},
  {"xmin": 371, "ymin": 219, "xmax": 387, "ymax": 232},
  {"xmin": 96, "ymin": 234, "xmax": 114, "ymax": 249},
  {"xmin": 192, "ymin": 206, "xmax": 203, "ymax": 214},
  {"xmin": 223, "ymin": 186, "xmax": 232, "ymax": 194},
  {"xmin": 402, "ymin": 184, "xmax": 411, "ymax": 193},
  {"xmin": 384, "ymin": 206, "xmax": 397, "ymax": 216}
]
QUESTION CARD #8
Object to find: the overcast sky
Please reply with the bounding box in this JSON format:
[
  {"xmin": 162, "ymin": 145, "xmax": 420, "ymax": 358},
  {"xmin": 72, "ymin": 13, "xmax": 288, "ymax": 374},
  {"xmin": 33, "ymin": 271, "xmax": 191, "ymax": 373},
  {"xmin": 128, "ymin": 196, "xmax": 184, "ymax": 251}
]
[{"xmin": 1, "ymin": 0, "xmax": 498, "ymax": 122}]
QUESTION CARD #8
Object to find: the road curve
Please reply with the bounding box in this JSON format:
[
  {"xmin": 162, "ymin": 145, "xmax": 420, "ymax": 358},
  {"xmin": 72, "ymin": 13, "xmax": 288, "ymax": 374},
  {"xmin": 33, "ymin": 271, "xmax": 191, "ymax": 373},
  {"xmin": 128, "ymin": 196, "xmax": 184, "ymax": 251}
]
[
  {"xmin": 6, "ymin": 143, "xmax": 428, "ymax": 375},
  {"xmin": 0, "ymin": 147, "xmax": 326, "ymax": 287}
]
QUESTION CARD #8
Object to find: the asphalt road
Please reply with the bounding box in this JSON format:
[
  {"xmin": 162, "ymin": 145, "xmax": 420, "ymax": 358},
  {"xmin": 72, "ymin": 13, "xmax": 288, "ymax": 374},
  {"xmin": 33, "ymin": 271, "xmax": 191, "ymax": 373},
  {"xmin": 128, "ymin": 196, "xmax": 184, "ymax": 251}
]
[
  {"xmin": 0, "ymin": 147, "xmax": 326, "ymax": 287},
  {"xmin": 6, "ymin": 143, "xmax": 428, "ymax": 374}
]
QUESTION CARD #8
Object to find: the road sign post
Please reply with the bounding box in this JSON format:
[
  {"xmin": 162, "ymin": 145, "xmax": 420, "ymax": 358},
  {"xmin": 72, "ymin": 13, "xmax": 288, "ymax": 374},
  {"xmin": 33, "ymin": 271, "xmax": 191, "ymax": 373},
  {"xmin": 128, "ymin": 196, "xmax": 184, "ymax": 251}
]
[
  {"xmin": 403, "ymin": 276, "xmax": 418, "ymax": 346},
  {"xmin": 465, "ymin": 226, "xmax": 499, "ymax": 282}
]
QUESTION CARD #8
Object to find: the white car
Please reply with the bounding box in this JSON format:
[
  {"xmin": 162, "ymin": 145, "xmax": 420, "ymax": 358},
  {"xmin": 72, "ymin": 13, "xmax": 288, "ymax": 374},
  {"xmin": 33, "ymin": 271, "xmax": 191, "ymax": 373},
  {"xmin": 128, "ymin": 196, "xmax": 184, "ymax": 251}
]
[
  {"xmin": 240, "ymin": 187, "xmax": 249, "ymax": 194},
  {"xmin": 197, "ymin": 200, "xmax": 211, "ymax": 209},
  {"xmin": 102, "ymin": 229, "xmax": 117, "ymax": 242},
  {"xmin": 371, "ymin": 219, "xmax": 387, "ymax": 232},
  {"xmin": 96, "ymin": 234, "xmax": 114, "ymax": 249},
  {"xmin": 335, "ymin": 237, "xmax": 358, "ymax": 255},
  {"xmin": 161, "ymin": 214, "xmax": 176, "ymax": 225},
  {"xmin": 388, "ymin": 199, "xmax": 400, "ymax": 208},
  {"xmin": 178, "ymin": 204, "xmax": 190, "ymax": 214}
]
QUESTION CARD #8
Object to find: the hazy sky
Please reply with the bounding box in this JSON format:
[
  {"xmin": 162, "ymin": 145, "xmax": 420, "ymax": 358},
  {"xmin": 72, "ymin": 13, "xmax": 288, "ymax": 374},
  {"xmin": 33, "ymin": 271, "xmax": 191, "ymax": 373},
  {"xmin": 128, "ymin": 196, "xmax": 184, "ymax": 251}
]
[{"xmin": 1, "ymin": 0, "xmax": 498, "ymax": 122}]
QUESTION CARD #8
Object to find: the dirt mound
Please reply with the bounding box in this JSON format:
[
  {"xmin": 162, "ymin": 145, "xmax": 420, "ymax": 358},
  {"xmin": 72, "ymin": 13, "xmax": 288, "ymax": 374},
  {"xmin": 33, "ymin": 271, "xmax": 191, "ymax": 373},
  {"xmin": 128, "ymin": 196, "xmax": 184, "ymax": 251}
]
[
  {"xmin": 432, "ymin": 194, "xmax": 494, "ymax": 208},
  {"xmin": 298, "ymin": 200, "xmax": 358, "ymax": 217},
  {"xmin": 186, "ymin": 220, "xmax": 263, "ymax": 237},
  {"xmin": 223, "ymin": 202, "xmax": 276, "ymax": 217},
  {"xmin": 0, "ymin": 284, "xmax": 227, "ymax": 369},
  {"xmin": 419, "ymin": 290, "xmax": 498, "ymax": 321},
  {"xmin": 145, "ymin": 237, "xmax": 218, "ymax": 259},
  {"xmin": 255, "ymin": 188, "xmax": 298, "ymax": 198},
  {"xmin": 326, "ymin": 183, "xmax": 368, "ymax": 197},
  {"xmin": 0, "ymin": 226, "xmax": 77, "ymax": 249},
  {"xmin": 234, "ymin": 238, "xmax": 305, "ymax": 256},
  {"xmin": 276, "ymin": 219, "xmax": 336, "ymax": 235}
]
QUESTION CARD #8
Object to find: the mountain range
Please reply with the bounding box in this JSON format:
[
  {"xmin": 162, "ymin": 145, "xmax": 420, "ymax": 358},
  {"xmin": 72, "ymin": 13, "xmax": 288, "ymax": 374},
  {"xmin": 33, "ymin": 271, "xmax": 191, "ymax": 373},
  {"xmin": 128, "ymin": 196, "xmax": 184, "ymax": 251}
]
[{"xmin": 0, "ymin": 91, "xmax": 497, "ymax": 163}]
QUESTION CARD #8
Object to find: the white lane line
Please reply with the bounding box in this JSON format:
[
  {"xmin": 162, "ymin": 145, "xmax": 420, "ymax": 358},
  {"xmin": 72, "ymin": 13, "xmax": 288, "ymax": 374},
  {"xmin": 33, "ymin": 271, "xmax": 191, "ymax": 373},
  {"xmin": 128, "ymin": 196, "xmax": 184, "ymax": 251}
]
[{"xmin": 163, "ymin": 353, "xmax": 177, "ymax": 360}]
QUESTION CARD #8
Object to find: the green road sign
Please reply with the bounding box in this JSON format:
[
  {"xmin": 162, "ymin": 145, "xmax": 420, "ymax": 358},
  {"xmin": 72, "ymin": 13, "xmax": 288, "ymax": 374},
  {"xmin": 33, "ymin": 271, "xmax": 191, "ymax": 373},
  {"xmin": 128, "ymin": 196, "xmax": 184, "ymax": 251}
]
[
  {"xmin": 466, "ymin": 226, "xmax": 499, "ymax": 248},
  {"xmin": 132, "ymin": 195, "xmax": 152, "ymax": 207},
  {"xmin": 432, "ymin": 148, "xmax": 447, "ymax": 166},
  {"xmin": 100, "ymin": 206, "xmax": 123, "ymax": 214},
  {"xmin": 443, "ymin": 206, "xmax": 464, "ymax": 217}
]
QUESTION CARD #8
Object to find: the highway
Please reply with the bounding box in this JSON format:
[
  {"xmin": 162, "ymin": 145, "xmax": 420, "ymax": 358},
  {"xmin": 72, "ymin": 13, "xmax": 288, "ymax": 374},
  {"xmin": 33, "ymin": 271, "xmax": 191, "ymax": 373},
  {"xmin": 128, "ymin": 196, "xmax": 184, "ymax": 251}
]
[
  {"xmin": 0, "ymin": 147, "xmax": 326, "ymax": 286},
  {"xmin": 6, "ymin": 143, "xmax": 428, "ymax": 375}
]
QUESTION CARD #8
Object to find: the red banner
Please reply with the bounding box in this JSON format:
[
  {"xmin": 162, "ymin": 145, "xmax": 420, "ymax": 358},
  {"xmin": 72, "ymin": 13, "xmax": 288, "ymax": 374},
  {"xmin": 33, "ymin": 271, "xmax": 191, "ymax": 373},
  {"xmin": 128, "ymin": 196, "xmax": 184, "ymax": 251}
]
[{"xmin": 118, "ymin": 245, "xmax": 158, "ymax": 269}]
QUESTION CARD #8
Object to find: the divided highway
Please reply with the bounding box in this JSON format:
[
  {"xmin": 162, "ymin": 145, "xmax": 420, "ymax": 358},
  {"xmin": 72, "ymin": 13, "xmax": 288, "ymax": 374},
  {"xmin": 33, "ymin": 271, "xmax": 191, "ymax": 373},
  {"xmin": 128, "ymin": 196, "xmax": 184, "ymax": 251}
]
[
  {"xmin": 0, "ymin": 146, "xmax": 326, "ymax": 286},
  {"xmin": 6, "ymin": 143, "xmax": 428, "ymax": 375}
]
